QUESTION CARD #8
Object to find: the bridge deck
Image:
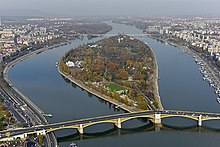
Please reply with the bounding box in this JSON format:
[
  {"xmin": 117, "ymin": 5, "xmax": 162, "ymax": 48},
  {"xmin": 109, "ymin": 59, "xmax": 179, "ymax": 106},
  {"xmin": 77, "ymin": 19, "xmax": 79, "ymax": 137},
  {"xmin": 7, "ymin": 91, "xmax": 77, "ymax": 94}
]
[{"xmin": 1, "ymin": 110, "xmax": 220, "ymax": 140}]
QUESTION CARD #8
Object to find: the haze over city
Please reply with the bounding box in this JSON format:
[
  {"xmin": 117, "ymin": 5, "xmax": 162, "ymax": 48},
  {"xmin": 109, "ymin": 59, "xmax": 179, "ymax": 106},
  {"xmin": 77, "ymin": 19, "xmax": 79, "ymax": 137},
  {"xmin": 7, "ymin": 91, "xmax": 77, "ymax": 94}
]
[{"xmin": 0, "ymin": 0, "xmax": 220, "ymax": 16}]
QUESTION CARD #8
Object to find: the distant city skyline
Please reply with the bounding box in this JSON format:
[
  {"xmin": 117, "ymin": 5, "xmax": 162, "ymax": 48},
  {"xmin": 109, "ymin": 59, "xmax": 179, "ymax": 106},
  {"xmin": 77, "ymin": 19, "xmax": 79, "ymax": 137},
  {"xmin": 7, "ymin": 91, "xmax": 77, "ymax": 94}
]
[{"xmin": 0, "ymin": 0, "xmax": 220, "ymax": 16}]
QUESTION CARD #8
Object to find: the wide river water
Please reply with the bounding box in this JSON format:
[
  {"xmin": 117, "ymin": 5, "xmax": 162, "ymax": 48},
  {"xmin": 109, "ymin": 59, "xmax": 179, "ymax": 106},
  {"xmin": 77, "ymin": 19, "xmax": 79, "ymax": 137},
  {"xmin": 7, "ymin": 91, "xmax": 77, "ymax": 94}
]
[{"xmin": 8, "ymin": 21, "xmax": 220, "ymax": 147}]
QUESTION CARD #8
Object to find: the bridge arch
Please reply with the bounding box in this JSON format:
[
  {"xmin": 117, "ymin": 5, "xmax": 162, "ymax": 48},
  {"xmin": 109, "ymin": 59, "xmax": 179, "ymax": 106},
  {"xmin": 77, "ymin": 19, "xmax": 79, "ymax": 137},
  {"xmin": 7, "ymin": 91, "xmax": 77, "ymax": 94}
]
[
  {"xmin": 120, "ymin": 115, "xmax": 154, "ymax": 123},
  {"xmin": 201, "ymin": 117, "xmax": 220, "ymax": 122},
  {"xmin": 83, "ymin": 115, "xmax": 155, "ymax": 128},
  {"xmin": 82, "ymin": 120, "xmax": 119, "ymax": 128},
  {"xmin": 47, "ymin": 126, "xmax": 80, "ymax": 133},
  {"xmin": 46, "ymin": 115, "xmax": 155, "ymax": 133},
  {"xmin": 161, "ymin": 114, "xmax": 198, "ymax": 121}
]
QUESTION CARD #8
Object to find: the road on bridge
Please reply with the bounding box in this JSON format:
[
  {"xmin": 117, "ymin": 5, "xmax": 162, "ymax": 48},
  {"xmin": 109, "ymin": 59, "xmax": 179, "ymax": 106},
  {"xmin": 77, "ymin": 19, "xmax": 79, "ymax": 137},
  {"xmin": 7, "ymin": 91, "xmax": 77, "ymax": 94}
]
[{"xmin": 1, "ymin": 109, "xmax": 220, "ymax": 140}]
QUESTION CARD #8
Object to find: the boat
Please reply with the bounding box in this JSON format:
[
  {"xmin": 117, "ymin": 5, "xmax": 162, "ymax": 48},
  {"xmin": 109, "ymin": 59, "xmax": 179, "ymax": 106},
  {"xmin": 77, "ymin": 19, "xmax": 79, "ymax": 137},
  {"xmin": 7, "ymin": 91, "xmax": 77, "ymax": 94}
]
[
  {"xmin": 70, "ymin": 143, "xmax": 77, "ymax": 147},
  {"xmin": 43, "ymin": 113, "xmax": 53, "ymax": 118},
  {"xmin": 55, "ymin": 61, "xmax": 59, "ymax": 67},
  {"xmin": 115, "ymin": 105, "xmax": 119, "ymax": 109},
  {"xmin": 203, "ymin": 77, "xmax": 209, "ymax": 81},
  {"xmin": 215, "ymin": 90, "xmax": 220, "ymax": 94},
  {"xmin": 201, "ymin": 70, "xmax": 208, "ymax": 75},
  {"xmin": 199, "ymin": 67, "xmax": 204, "ymax": 71},
  {"xmin": 203, "ymin": 74, "xmax": 209, "ymax": 78},
  {"xmin": 216, "ymin": 98, "xmax": 220, "ymax": 103}
]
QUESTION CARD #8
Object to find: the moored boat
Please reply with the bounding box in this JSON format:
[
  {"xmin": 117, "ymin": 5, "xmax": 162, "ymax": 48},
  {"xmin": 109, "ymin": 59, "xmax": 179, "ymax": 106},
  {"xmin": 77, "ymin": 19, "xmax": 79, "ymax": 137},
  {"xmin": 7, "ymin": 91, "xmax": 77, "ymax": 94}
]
[
  {"xmin": 70, "ymin": 143, "xmax": 77, "ymax": 147},
  {"xmin": 216, "ymin": 98, "xmax": 220, "ymax": 103}
]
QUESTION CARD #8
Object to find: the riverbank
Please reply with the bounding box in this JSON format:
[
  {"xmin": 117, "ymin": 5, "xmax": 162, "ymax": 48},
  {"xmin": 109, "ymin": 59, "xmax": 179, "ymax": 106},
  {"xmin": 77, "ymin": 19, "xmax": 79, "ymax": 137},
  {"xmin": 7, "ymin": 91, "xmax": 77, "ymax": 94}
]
[
  {"xmin": 149, "ymin": 46, "xmax": 163, "ymax": 110},
  {"xmin": 3, "ymin": 41, "xmax": 71, "ymax": 115},
  {"xmin": 1, "ymin": 41, "xmax": 70, "ymax": 146},
  {"xmin": 147, "ymin": 34, "xmax": 220, "ymax": 93},
  {"xmin": 58, "ymin": 66, "xmax": 140, "ymax": 113}
]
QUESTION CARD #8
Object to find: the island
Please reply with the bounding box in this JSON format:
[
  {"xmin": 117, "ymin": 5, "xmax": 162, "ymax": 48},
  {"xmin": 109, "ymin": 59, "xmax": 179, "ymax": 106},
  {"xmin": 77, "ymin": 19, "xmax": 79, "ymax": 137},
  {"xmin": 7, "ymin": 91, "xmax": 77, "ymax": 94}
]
[{"xmin": 59, "ymin": 35, "xmax": 162, "ymax": 111}]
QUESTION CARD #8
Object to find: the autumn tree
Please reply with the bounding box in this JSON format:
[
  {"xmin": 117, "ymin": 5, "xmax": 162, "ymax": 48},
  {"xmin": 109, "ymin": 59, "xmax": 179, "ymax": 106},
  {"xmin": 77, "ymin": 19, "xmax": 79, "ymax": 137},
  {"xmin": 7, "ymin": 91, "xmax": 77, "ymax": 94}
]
[
  {"xmin": 134, "ymin": 73, "xmax": 144, "ymax": 80},
  {"xmin": 116, "ymin": 69, "xmax": 129, "ymax": 80},
  {"xmin": 107, "ymin": 62, "xmax": 118, "ymax": 73},
  {"xmin": 113, "ymin": 89, "xmax": 117, "ymax": 99}
]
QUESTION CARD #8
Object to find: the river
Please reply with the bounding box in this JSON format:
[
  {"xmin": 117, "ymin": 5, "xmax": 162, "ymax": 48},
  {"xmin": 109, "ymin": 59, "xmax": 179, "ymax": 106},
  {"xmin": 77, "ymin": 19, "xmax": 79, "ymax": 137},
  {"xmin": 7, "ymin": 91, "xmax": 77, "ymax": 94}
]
[{"xmin": 8, "ymin": 21, "xmax": 220, "ymax": 147}]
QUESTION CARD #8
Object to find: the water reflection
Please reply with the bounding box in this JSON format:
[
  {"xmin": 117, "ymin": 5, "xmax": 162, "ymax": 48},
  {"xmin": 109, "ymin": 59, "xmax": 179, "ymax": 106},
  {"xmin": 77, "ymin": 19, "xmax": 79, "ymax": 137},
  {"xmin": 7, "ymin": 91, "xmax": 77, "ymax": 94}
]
[
  {"xmin": 58, "ymin": 123, "xmax": 154, "ymax": 142},
  {"xmin": 61, "ymin": 75, "xmax": 126, "ymax": 113},
  {"xmin": 57, "ymin": 122, "xmax": 220, "ymax": 143}
]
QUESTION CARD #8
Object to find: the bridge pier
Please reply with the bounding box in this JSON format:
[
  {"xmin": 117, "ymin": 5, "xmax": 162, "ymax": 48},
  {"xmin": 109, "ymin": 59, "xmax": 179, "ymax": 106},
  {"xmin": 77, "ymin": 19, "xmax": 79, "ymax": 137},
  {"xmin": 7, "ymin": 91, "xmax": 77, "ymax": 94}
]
[
  {"xmin": 78, "ymin": 124, "xmax": 84, "ymax": 134},
  {"xmin": 153, "ymin": 113, "xmax": 161, "ymax": 124},
  {"xmin": 198, "ymin": 115, "xmax": 202, "ymax": 127},
  {"xmin": 24, "ymin": 133, "xmax": 28, "ymax": 138},
  {"xmin": 115, "ymin": 118, "xmax": 122, "ymax": 129}
]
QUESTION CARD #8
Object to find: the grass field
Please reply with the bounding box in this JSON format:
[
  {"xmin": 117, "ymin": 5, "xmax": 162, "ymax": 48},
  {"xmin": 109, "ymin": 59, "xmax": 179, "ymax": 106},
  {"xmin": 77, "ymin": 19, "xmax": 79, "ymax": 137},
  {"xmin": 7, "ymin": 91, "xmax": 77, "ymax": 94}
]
[{"xmin": 105, "ymin": 84, "xmax": 124, "ymax": 91}]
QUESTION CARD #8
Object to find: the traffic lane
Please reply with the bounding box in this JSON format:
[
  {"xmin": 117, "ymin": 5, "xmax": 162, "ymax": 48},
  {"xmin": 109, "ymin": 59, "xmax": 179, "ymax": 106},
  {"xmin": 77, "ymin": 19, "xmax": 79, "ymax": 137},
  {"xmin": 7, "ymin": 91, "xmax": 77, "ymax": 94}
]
[{"xmin": 0, "ymin": 92, "xmax": 28, "ymax": 125}]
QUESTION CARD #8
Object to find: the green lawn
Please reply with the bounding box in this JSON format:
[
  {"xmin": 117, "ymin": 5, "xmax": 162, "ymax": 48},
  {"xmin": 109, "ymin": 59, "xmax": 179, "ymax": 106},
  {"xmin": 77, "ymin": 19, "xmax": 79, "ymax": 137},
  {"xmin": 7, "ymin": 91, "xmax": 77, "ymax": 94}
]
[{"xmin": 105, "ymin": 84, "xmax": 124, "ymax": 91}]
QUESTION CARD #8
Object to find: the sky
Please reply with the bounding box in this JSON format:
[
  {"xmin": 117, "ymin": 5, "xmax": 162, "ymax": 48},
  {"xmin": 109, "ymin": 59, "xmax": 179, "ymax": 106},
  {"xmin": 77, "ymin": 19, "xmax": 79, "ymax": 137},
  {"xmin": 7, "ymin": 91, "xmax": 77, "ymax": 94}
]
[{"xmin": 0, "ymin": 0, "xmax": 220, "ymax": 16}]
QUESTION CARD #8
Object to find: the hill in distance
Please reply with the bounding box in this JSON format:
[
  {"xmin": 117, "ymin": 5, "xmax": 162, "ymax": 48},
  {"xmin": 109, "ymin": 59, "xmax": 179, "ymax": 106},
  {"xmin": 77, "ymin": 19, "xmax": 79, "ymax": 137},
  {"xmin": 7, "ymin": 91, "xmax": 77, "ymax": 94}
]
[{"xmin": 0, "ymin": 9, "xmax": 58, "ymax": 17}]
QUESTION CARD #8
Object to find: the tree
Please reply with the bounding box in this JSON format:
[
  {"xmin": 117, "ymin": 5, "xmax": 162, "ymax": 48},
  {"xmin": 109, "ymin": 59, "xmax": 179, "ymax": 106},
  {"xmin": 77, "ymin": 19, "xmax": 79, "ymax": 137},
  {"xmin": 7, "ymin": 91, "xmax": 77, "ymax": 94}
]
[
  {"xmin": 124, "ymin": 95, "xmax": 129, "ymax": 105},
  {"xmin": 113, "ymin": 89, "xmax": 117, "ymax": 99},
  {"xmin": 152, "ymin": 100, "xmax": 159, "ymax": 108},
  {"xmin": 59, "ymin": 58, "xmax": 70, "ymax": 74},
  {"xmin": 107, "ymin": 62, "xmax": 118, "ymax": 73},
  {"xmin": 9, "ymin": 117, "xmax": 15, "ymax": 124},
  {"xmin": 38, "ymin": 134, "xmax": 43, "ymax": 147},
  {"xmin": 116, "ymin": 69, "xmax": 129, "ymax": 80},
  {"xmin": 107, "ymin": 90, "xmax": 112, "ymax": 97},
  {"xmin": 138, "ymin": 101, "xmax": 148, "ymax": 110},
  {"xmin": 116, "ymin": 93, "xmax": 120, "ymax": 101},
  {"xmin": 126, "ymin": 60, "xmax": 133, "ymax": 67},
  {"xmin": 0, "ymin": 121, "xmax": 4, "ymax": 131},
  {"xmin": 134, "ymin": 73, "xmax": 144, "ymax": 80}
]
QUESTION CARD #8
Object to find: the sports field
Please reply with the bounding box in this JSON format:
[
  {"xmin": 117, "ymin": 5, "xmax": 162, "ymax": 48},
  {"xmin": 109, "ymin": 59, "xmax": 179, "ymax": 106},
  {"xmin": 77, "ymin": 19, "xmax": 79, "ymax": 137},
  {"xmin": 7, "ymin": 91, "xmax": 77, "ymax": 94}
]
[{"xmin": 105, "ymin": 84, "xmax": 124, "ymax": 91}]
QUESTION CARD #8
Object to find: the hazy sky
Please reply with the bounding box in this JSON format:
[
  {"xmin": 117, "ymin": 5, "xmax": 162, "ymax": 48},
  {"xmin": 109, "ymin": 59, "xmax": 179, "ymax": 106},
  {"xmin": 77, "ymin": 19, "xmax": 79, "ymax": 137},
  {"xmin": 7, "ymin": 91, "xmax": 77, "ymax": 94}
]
[{"xmin": 0, "ymin": 0, "xmax": 220, "ymax": 16}]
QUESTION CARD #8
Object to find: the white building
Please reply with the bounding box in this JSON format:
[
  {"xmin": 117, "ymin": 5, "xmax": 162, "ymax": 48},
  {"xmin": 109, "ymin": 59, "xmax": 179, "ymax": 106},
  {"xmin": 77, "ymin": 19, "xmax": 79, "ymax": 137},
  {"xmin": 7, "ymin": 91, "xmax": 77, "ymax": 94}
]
[{"xmin": 66, "ymin": 61, "xmax": 75, "ymax": 67}]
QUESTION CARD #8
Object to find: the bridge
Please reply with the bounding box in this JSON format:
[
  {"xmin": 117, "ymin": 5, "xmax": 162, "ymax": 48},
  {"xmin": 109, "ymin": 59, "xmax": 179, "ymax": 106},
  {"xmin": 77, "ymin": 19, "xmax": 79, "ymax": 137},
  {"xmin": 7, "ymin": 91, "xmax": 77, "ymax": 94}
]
[
  {"xmin": 1, "ymin": 109, "xmax": 220, "ymax": 141},
  {"xmin": 86, "ymin": 33, "xmax": 149, "ymax": 37}
]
